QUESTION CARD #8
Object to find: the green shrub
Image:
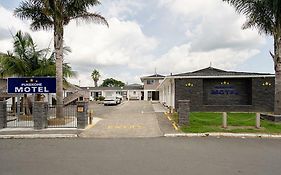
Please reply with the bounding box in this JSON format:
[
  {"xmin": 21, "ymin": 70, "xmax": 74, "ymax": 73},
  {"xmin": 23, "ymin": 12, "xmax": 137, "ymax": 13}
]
[{"xmin": 98, "ymin": 96, "xmax": 105, "ymax": 101}]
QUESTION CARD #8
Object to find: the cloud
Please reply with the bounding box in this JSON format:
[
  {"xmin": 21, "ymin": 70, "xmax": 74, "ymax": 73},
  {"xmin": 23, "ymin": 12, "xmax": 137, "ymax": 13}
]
[
  {"xmin": 158, "ymin": 0, "xmax": 265, "ymax": 51},
  {"xmin": 149, "ymin": 44, "xmax": 260, "ymax": 74},
  {"xmin": 64, "ymin": 17, "xmax": 158, "ymax": 69},
  {"xmin": 100, "ymin": 0, "xmax": 144, "ymax": 20},
  {"xmin": 0, "ymin": 4, "xmax": 158, "ymax": 86},
  {"xmin": 0, "ymin": 1, "xmax": 271, "ymax": 86}
]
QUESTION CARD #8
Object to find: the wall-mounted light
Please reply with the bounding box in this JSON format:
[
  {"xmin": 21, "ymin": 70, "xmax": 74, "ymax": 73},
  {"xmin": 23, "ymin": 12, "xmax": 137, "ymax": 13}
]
[
  {"xmin": 262, "ymin": 82, "xmax": 272, "ymax": 86},
  {"xmin": 220, "ymin": 81, "xmax": 230, "ymax": 85},
  {"xmin": 185, "ymin": 83, "xmax": 194, "ymax": 87}
]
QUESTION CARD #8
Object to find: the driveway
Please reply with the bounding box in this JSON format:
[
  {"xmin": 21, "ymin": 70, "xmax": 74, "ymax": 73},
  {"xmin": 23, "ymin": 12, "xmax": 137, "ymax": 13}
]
[{"xmin": 80, "ymin": 101, "xmax": 164, "ymax": 138}]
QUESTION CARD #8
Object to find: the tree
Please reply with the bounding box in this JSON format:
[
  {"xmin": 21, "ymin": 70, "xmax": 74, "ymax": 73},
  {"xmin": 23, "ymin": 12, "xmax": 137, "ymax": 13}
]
[
  {"xmin": 0, "ymin": 30, "xmax": 76, "ymax": 114},
  {"xmin": 0, "ymin": 31, "xmax": 76, "ymax": 96},
  {"xmin": 15, "ymin": 0, "xmax": 108, "ymax": 118},
  {"xmin": 91, "ymin": 69, "xmax": 101, "ymax": 87},
  {"xmin": 0, "ymin": 31, "xmax": 76, "ymax": 79},
  {"xmin": 223, "ymin": 0, "xmax": 281, "ymax": 114},
  {"xmin": 101, "ymin": 78, "xmax": 125, "ymax": 87}
]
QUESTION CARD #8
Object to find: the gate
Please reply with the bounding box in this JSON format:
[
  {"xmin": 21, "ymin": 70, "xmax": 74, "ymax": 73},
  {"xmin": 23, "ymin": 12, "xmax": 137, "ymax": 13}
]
[
  {"xmin": 6, "ymin": 104, "xmax": 34, "ymax": 128},
  {"xmin": 47, "ymin": 105, "xmax": 77, "ymax": 128}
]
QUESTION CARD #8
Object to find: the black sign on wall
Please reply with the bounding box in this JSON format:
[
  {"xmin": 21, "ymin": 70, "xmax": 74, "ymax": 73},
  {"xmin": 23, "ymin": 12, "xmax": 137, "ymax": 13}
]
[{"xmin": 203, "ymin": 79, "xmax": 252, "ymax": 105}]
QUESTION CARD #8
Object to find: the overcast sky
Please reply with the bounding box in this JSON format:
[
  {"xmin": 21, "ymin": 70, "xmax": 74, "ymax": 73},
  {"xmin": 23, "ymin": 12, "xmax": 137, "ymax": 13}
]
[{"xmin": 0, "ymin": 0, "xmax": 275, "ymax": 86}]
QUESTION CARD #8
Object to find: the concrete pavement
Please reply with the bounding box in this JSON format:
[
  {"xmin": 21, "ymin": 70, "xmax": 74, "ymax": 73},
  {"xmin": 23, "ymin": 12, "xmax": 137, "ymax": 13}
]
[{"xmin": 80, "ymin": 101, "xmax": 163, "ymax": 138}]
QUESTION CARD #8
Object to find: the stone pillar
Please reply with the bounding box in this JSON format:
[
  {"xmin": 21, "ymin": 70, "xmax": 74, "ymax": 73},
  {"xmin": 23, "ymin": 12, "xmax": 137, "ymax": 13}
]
[
  {"xmin": 33, "ymin": 102, "xmax": 48, "ymax": 130},
  {"xmin": 77, "ymin": 101, "xmax": 88, "ymax": 129},
  {"xmin": 178, "ymin": 100, "xmax": 190, "ymax": 126},
  {"xmin": 0, "ymin": 101, "xmax": 7, "ymax": 129}
]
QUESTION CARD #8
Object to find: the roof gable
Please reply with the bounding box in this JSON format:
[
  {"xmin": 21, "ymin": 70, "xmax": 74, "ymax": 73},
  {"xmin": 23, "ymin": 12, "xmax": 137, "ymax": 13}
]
[{"xmin": 140, "ymin": 74, "xmax": 165, "ymax": 82}]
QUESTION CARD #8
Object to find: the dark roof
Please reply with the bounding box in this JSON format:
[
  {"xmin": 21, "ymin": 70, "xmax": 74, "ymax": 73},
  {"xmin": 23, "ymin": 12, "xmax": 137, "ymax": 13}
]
[
  {"xmin": 173, "ymin": 67, "xmax": 274, "ymax": 77},
  {"xmin": 146, "ymin": 74, "xmax": 165, "ymax": 78},
  {"xmin": 140, "ymin": 74, "xmax": 165, "ymax": 82}
]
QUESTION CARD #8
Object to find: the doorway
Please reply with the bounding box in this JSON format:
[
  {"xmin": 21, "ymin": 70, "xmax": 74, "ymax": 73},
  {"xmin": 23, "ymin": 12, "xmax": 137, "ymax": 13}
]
[{"xmin": 152, "ymin": 91, "xmax": 159, "ymax": 101}]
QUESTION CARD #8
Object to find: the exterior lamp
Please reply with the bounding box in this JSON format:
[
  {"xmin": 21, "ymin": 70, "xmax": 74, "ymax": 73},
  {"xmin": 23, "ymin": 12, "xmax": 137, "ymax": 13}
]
[
  {"xmin": 185, "ymin": 83, "xmax": 194, "ymax": 87},
  {"xmin": 220, "ymin": 81, "xmax": 230, "ymax": 85},
  {"xmin": 262, "ymin": 82, "xmax": 272, "ymax": 86}
]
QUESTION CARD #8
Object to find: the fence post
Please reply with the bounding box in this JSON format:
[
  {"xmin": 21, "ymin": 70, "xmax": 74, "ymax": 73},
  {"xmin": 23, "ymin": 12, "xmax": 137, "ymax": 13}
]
[
  {"xmin": 89, "ymin": 109, "xmax": 93, "ymax": 125},
  {"xmin": 77, "ymin": 101, "xmax": 89, "ymax": 129},
  {"xmin": 256, "ymin": 113, "xmax": 261, "ymax": 129},
  {"xmin": 178, "ymin": 100, "xmax": 190, "ymax": 126},
  {"xmin": 33, "ymin": 102, "xmax": 48, "ymax": 130},
  {"xmin": 0, "ymin": 101, "xmax": 7, "ymax": 129},
  {"xmin": 222, "ymin": 112, "xmax": 227, "ymax": 128},
  {"xmin": 16, "ymin": 96, "xmax": 21, "ymax": 117}
]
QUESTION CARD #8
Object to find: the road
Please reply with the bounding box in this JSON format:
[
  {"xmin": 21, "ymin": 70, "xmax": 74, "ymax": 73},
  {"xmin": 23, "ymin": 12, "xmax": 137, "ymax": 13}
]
[{"xmin": 0, "ymin": 137, "xmax": 280, "ymax": 175}]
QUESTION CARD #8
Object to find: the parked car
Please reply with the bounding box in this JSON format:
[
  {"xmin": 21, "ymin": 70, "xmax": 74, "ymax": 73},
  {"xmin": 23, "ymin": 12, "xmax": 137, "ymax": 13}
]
[{"xmin": 104, "ymin": 96, "xmax": 119, "ymax": 106}]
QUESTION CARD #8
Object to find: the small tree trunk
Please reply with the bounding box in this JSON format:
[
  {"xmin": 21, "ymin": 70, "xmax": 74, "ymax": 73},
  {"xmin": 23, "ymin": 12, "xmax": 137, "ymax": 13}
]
[
  {"xmin": 35, "ymin": 94, "xmax": 42, "ymax": 101},
  {"xmin": 54, "ymin": 22, "xmax": 64, "ymax": 118},
  {"xmin": 94, "ymin": 80, "xmax": 98, "ymax": 87},
  {"xmin": 23, "ymin": 94, "xmax": 28, "ymax": 115},
  {"xmin": 274, "ymin": 35, "xmax": 281, "ymax": 115},
  {"xmin": 12, "ymin": 97, "xmax": 16, "ymax": 114}
]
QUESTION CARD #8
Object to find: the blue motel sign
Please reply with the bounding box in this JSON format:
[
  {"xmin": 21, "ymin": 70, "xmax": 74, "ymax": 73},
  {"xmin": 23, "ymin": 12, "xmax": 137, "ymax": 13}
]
[{"xmin": 8, "ymin": 77, "xmax": 56, "ymax": 94}]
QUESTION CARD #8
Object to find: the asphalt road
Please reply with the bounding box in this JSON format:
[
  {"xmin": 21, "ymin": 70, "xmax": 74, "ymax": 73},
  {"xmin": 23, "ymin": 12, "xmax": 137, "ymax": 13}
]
[{"xmin": 0, "ymin": 137, "xmax": 280, "ymax": 175}]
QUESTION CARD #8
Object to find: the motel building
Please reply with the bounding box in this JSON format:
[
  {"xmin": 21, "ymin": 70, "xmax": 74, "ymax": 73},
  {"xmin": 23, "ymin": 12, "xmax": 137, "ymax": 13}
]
[
  {"xmin": 140, "ymin": 74, "xmax": 165, "ymax": 101},
  {"xmin": 158, "ymin": 67, "xmax": 275, "ymax": 112}
]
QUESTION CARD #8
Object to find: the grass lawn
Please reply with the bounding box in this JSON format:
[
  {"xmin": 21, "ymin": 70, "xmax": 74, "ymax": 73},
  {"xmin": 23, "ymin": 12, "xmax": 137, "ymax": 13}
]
[{"xmin": 174, "ymin": 112, "xmax": 281, "ymax": 134}]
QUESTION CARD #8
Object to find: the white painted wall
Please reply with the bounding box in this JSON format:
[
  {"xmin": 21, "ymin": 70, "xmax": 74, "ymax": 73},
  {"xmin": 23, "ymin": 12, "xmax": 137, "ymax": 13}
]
[
  {"xmin": 158, "ymin": 79, "xmax": 175, "ymax": 109},
  {"xmin": 127, "ymin": 90, "xmax": 142, "ymax": 100}
]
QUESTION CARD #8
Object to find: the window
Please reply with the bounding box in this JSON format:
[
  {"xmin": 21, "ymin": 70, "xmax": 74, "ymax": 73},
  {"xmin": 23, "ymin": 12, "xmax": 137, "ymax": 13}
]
[{"xmin": 147, "ymin": 80, "xmax": 155, "ymax": 85}]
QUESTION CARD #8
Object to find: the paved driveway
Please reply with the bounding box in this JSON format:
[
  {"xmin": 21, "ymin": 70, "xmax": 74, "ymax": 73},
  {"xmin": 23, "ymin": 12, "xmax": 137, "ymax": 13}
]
[{"xmin": 80, "ymin": 101, "xmax": 163, "ymax": 138}]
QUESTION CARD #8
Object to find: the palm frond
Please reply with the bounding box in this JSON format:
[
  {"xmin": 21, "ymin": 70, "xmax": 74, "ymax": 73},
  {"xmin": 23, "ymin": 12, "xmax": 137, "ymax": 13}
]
[
  {"xmin": 223, "ymin": 0, "xmax": 276, "ymax": 35},
  {"xmin": 14, "ymin": 0, "xmax": 54, "ymax": 31},
  {"xmin": 69, "ymin": 12, "xmax": 109, "ymax": 27}
]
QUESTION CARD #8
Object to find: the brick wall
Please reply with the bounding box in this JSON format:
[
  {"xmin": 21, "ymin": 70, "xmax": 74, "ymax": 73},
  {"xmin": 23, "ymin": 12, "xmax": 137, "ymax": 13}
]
[{"xmin": 175, "ymin": 77, "xmax": 274, "ymax": 112}]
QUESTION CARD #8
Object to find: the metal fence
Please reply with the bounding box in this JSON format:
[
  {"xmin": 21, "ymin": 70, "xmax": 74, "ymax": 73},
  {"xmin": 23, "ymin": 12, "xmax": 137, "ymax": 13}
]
[
  {"xmin": 47, "ymin": 105, "xmax": 77, "ymax": 128},
  {"xmin": 5, "ymin": 104, "xmax": 77, "ymax": 128},
  {"xmin": 6, "ymin": 104, "xmax": 34, "ymax": 128}
]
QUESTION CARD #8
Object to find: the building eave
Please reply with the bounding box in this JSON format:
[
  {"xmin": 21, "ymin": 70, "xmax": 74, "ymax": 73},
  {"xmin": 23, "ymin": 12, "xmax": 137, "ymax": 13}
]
[
  {"xmin": 171, "ymin": 75, "xmax": 275, "ymax": 79},
  {"xmin": 157, "ymin": 75, "xmax": 275, "ymax": 90}
]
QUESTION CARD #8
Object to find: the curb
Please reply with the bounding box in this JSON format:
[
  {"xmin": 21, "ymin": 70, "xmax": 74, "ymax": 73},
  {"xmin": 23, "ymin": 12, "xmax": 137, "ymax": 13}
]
[
  {"xmin": 164, "ymin": 133, "xmax": 281, "ymax": 139},
  {"xmin": 0, "ymin": 134, "xmax": 78, "ymax": 139},
  {"xmin": 164, "ymin": 112, "xmax": 179, "ymax": 131}
]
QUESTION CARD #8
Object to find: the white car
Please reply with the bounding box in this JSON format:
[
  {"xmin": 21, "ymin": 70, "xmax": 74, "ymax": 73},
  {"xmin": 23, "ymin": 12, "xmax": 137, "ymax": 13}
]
[{"xmin": 104, "ymin": 96, "xmax": 119, "ymax": 106}]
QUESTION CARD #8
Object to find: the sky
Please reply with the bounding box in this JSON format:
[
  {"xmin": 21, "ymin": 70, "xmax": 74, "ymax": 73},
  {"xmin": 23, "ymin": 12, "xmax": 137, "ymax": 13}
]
[{"xmin": 0, "ymin": 0, "xmax": 275, "ymax": 86}]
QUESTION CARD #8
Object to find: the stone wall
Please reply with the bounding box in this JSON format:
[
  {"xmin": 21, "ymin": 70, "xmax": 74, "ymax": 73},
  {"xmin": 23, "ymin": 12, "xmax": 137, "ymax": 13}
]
[{"xmin": 175, "ymin": 77, "xmax": 274, "ymax": 112}]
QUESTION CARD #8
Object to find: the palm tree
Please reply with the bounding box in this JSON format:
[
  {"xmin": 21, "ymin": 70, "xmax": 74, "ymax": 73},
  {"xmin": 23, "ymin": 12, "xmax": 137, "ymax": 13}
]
[
  {"xmin": 15, "ymin": 0, "xmax": 108, "ymax": 118},
  {"xmin": 0, "ymin": 31, "xmax": 76, "ymax": 78},
  {"xmin": 0, "ymin": 30, "xmax": 76, "ymax": 103},
  {"xmin": 91, "ymin": 69, "xmax": 101, "ymax": 87},
  {"xmin": 223, "ymin": 0, "xmax": 281, "ymax": 115}
]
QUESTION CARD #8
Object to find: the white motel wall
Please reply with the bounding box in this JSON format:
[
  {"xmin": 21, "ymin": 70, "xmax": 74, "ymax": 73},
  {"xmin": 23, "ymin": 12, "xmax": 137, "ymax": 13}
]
[{"xmin": 158, "ymin": 78, "xmax": 175, "ymax": 109}]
